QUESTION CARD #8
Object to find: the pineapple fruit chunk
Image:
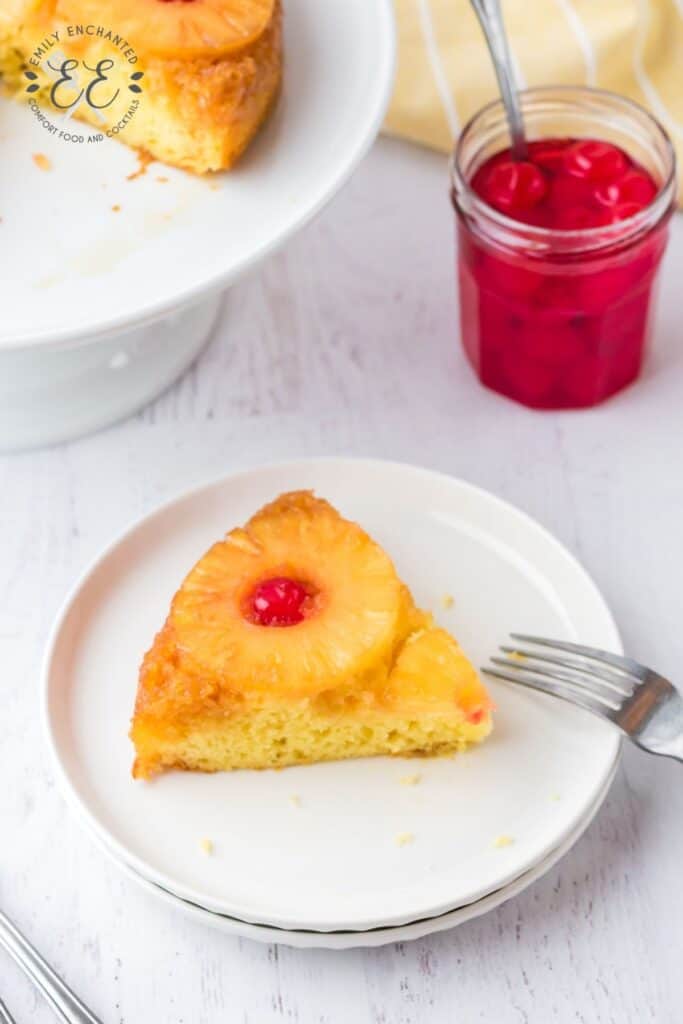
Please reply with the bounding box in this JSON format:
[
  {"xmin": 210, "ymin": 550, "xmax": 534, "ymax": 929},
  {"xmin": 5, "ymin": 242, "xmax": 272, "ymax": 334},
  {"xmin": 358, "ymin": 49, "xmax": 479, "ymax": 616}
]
[
  {"xmin": 0, "ymin": 0, "xmax": 282, "ymax": 172},
  {"xmin": 56, "ymin": 0, "xmax": 276, "ymax": 60},
  {"xmin": 130, "ymin": 492, "xmax": 493, "ymax": 777}
]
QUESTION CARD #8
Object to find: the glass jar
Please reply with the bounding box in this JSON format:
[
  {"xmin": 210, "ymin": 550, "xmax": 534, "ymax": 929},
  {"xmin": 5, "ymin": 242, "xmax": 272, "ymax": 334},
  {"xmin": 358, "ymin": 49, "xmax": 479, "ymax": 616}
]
[{"xmin": 450, "ymin": 87, "xmax": 677, "ymax": 409}]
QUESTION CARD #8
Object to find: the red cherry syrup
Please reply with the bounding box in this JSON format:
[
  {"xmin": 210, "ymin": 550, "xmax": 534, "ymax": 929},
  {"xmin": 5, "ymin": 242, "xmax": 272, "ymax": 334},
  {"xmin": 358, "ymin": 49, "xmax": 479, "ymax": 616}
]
[
  {"xmin": 459, "ymin": 138, "xmax": 666, "ymax": 408},
  {"xmin": 248, "ymin": 577, "xmax": 311, "ymax": 626}
]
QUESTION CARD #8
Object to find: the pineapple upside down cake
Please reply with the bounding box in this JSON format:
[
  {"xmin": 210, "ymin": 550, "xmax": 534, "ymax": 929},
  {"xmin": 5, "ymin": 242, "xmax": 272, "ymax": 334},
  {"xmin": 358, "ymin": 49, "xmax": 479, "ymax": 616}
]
[
  {"xmin": 0, "ymin": 0, "xmax": 282, "ymax": 172},
  {"xmin": 130, "ymin": 492, "xmax": 493, "ymax": 777}
]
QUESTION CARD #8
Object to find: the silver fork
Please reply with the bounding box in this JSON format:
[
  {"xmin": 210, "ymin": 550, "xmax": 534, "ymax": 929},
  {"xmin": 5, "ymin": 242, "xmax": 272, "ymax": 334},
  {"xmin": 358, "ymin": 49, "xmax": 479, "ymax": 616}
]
[
  {"xmin": 484, "ymin": 634, "xmax": 683, "ymax": 763},
  {"xmin": 0, "ymin": 909, "xmax": 102, "ymax": 1023},
  {"xmin": 0, "ymin": 998, "xmax": 16, "ymax": 1024}
]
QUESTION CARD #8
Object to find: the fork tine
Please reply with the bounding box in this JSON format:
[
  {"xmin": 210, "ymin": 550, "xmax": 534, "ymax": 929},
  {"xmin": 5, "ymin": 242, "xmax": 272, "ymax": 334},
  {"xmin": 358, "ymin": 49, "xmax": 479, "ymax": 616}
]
[
  {"xmin": 510, "ymin": 634, "xmax": 648, "ymax": 680},
  {"xmin": 483, "ymin": 666, "xmax": 618, "ymax": 722},
  {"xmin": 500, "ymin": 646, "xmax": 635, "ymax": 696},
  {"xmin": 490, "ymin": 657, "xmax": 622, "ymax": 709}
]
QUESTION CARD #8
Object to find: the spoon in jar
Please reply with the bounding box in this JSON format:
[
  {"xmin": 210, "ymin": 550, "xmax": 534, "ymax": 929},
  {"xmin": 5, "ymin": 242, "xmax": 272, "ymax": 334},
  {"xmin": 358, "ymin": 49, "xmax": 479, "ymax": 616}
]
[{"xmin": 469, "ymin": 0, "xmax": 527, "ymax": 160}]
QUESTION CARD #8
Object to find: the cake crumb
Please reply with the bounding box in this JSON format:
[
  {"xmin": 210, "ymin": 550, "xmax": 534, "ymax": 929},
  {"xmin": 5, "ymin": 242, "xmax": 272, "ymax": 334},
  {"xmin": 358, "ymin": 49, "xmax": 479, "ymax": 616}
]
[
  {"xmin": 493, "ymin": 834, "xmax": 514, "ymax": 848},
  {"xmin": 288, "ymin": 795, "xmax": 301, "ymax": 808},
  {"xmin": 550, "ymin": 793, "xmax": 561, "ymax": 802},
  {"xmin": 127, "ymin": 149, "xmax": 154, "ymax": 181},
  {"xmin": 399, "ymin": 773, "xmax": 421, "ymax": 787},
  {"xmin": 508, "ymin": 650, "xmax": 527, "ymax": 662},
  {"xmin": 111, "ymin": 204, "xmax": 121, "ymax": 213},
  {"xmin": 395, "ymin": 832, "xmax": 414, "ymax": 847},
  {"xmin": 440, "ymin": 594, "xmax": 455, "ymax": 610},
  {"xmin": 156, "ymin": 176, "xmax": 169, "ymax": 183},
  {"xmin": 200, "ymin": 838, "xmax": 214, "ymax": 855},
  {"xmin": 33, "ymin": 153, "xmax": 52, "ymax": 172}
]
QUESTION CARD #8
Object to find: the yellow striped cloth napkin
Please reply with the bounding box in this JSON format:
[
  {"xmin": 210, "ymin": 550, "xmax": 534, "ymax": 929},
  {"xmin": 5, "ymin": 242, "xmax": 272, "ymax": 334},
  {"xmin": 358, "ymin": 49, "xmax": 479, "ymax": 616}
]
[{"xmin": 386, "ymin": 0, "xmax": 682, "ymax": 202}]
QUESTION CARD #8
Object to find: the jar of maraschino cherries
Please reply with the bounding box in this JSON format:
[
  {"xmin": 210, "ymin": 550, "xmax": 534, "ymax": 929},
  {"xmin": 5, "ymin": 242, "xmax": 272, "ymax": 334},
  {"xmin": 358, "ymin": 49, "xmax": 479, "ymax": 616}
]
[{"xmin": 451, "ymin": 87, "xmax": 677, "ymax": 409}]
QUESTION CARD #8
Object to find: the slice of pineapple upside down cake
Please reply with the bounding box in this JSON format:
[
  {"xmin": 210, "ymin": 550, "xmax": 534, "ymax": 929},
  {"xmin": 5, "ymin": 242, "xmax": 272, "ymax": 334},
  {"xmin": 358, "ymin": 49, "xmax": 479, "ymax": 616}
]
[{"xmin": 130, "ymin": 492, "xmax": 493, "ymax": 777}]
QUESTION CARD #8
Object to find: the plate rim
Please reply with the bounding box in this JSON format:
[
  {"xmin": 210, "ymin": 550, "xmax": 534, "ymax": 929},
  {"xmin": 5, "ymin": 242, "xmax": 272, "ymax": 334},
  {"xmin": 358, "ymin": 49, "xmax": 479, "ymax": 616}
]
[
  {"xmin": 42, "ymin": 457, "xmax": 623, "ymax": 930},
  {"xmin": 2, "ymin": 0, "xmax": 396, "ymax": 350},
  {"xmin": 68, "ymin": 753, "xmax": 620, "ymax": 949}
]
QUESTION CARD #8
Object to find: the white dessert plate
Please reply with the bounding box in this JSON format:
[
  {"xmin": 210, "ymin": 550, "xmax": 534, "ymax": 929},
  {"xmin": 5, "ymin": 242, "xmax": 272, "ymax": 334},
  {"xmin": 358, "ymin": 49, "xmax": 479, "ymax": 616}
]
[
  {"xmin": 75, "ymin": 754, "xmax": 619, "ymax": 948},
  {"xmin": 0, "ymin": 0, "xmax": 395, "ymax": 347},
  {"xmin": 43, "ymin": 459, "xmax": 621, "ymax": 932}
]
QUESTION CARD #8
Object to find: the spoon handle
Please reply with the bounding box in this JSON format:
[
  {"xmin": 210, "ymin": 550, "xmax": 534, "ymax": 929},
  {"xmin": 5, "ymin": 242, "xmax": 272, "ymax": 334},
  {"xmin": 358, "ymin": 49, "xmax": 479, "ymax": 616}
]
[
  {"xmin": 0, "ymin": 910, "xmax": 102, "ymax": 1024},
  {"xmin": 470, "ymin": 0, "xmax": 527, "ymax": 160}
]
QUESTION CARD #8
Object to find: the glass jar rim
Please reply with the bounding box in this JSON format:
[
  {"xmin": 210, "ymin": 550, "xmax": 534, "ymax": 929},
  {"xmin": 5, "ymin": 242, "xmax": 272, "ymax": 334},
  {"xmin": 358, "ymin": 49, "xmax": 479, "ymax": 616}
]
[{"xmin": 450, "ymin": 85, "xmax": 677, "ymax": 255}]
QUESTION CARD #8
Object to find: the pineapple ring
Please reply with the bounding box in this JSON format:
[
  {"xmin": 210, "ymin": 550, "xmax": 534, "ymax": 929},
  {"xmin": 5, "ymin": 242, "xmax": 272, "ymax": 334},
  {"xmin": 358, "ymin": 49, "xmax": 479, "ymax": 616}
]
[
  {"xmin": 54, "ymin": 0, "xmax": 276, "ymax": 60},
  {"xmin": 169, "ymin": 492, "xmax": 414, "ymax": 700}
]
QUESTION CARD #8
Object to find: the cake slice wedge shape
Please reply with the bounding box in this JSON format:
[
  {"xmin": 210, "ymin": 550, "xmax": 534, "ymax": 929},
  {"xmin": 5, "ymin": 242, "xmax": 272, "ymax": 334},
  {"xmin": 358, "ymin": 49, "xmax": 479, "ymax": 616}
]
[{"xmin": 130, "ymin": 491, "xmax": 493, "ymax": 777}]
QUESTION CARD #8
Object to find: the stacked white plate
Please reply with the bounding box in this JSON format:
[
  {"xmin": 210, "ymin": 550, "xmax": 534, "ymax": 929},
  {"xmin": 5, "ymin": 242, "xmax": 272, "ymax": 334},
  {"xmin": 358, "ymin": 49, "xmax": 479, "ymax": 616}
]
[{"xmin": 43, "ymin": 460, "xmax": 621, "ymax": 948}]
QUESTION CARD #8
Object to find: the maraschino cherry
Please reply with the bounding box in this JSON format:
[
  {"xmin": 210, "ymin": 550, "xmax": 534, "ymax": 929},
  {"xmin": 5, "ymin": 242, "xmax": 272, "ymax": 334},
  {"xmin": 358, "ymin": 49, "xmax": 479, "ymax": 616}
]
[
  {"xmin": 472, "ymin": 138, "xmax": 657, "ymax": 229},
  {"xmin": 480, "ymin": 160, "xmax": 547, "ymax": 213},
  {"xmin": 248, "ymin": 577, "xmax": 310, "ymax": 626},
  {"xmin": 461, "ymin": 134, "xmax": 663, "ymax": 409}
]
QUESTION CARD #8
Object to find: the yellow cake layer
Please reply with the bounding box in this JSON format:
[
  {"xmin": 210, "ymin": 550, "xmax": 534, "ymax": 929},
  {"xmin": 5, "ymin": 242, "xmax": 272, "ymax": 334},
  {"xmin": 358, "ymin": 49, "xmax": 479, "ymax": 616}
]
[{"xmin": 133, "ymin": 703, "xmax": 493, "ymax": 775}]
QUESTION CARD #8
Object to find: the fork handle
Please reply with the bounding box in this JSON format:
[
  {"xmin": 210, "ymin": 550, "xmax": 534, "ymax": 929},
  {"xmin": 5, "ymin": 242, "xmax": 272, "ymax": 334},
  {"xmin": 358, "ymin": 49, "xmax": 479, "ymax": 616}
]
[
  {"xmin": 0, "ymin": 910, "xmax": 102, "ymax": 1024},
  {"xmin": 0, "ymin": 998, "xmax": 16, "ymax": 1024}
]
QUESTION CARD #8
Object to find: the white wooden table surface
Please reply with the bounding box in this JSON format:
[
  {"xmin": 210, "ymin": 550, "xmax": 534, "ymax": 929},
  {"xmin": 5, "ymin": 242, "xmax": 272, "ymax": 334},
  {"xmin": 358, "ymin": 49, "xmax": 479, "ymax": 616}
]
[{"xmin": 3, "ymin": 137, "xmax": 683, "ymax": 1023}]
